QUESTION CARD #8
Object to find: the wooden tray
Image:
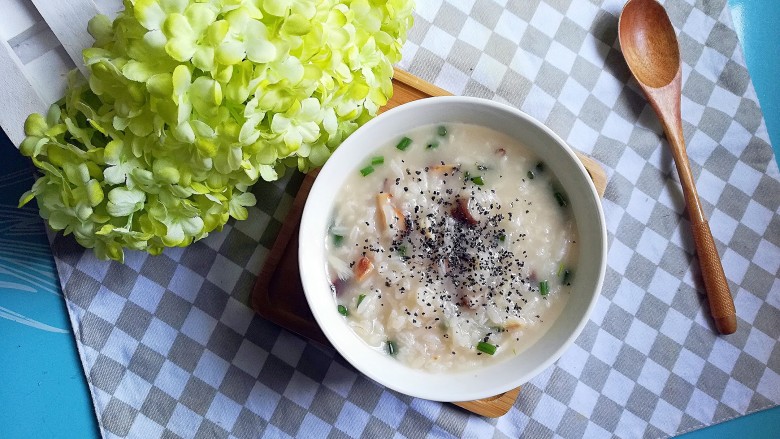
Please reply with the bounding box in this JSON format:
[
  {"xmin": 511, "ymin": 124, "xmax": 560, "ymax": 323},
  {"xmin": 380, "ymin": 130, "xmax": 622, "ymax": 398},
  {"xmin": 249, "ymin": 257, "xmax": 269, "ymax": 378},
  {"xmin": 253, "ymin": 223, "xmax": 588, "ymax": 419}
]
[{"xmin": 251, "ymin": 68, "xmax": 607, "ymax": 418}]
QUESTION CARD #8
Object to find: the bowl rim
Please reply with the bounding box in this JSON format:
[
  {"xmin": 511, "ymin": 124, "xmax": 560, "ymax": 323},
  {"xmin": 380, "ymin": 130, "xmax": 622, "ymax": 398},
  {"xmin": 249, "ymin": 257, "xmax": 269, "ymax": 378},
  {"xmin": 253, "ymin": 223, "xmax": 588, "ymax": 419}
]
[{"xmin": 299, "ymin": 96, "xmax": 607, "ymax": 401}]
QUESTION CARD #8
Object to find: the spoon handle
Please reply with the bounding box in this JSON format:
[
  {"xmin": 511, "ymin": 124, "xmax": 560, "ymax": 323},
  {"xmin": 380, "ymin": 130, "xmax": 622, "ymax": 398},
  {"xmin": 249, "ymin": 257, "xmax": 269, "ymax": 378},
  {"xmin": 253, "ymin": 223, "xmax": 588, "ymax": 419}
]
[
  {"xmin": 691, "ymin": 221, "xmax": 737, "ymax": 333},
  {"xmin": 648, "ymin": 82, "xmax": 737, "ymax": 335}
]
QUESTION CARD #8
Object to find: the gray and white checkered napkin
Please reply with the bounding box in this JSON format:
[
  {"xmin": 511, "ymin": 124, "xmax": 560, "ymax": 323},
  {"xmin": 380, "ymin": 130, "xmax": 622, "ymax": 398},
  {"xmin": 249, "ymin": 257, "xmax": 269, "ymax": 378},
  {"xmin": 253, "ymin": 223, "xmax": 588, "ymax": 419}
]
[{"xmin": 50, "ymin": 1, "xmax": 779, "ymax": 438}]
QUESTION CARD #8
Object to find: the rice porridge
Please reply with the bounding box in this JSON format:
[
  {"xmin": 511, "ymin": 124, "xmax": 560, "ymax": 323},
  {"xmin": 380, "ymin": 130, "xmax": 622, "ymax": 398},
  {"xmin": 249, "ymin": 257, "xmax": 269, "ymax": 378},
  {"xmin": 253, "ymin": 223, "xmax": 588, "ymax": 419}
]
[{"xmin": 325, "ymin": 123, "xmax": 578, "ymax": 372}]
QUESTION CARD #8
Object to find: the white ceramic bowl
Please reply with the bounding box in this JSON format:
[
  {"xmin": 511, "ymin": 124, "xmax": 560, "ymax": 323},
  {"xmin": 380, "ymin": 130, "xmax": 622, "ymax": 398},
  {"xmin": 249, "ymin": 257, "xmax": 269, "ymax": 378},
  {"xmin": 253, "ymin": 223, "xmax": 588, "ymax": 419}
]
[{"xmin": 299, "ymin": 96, "xmax": 607, "ymax": 402}]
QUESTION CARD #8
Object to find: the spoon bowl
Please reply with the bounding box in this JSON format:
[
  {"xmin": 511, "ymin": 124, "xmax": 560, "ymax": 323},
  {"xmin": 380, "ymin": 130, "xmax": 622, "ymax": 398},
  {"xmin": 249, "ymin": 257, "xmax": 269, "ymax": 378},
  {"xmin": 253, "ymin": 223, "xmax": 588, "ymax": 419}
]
[
  {"xmin": 620, "ymin": 0, "xmax": 680, "ymax": 88},
  {"xmin": 619, "ymin": 0, "xmax": 737, "ymax": 334}
]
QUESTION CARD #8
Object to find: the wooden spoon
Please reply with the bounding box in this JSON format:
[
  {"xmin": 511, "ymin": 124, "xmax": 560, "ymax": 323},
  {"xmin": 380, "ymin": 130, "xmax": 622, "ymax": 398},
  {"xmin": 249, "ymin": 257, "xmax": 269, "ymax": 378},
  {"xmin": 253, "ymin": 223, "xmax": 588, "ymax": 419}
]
[{"xmin": 618, "ymin": 0, "xmax": 737, "ymax": 334}]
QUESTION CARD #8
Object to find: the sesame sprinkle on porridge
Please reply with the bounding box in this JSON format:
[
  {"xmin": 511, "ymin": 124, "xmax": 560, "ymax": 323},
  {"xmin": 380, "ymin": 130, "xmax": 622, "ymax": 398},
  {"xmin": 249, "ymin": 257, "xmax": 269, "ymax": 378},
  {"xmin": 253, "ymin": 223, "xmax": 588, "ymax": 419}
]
[{"xmin": 325, "ymin": 123, "xmax": 578, "ymax": 372}]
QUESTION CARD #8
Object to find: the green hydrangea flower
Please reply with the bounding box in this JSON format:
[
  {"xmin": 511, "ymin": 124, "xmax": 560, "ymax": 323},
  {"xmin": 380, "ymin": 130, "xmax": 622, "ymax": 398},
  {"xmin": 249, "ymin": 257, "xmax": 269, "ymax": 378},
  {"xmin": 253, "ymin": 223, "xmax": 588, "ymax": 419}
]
[{"xmin": 19, "ymin": 0, "xmax": 414, "ymax": 262}]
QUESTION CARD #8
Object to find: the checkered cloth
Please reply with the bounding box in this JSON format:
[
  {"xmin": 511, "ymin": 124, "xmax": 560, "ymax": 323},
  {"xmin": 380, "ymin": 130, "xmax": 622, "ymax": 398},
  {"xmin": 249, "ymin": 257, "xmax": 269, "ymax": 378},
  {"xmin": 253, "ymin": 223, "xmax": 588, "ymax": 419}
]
[{"xmin": 43, "ymin": 0, "xmax": 780, "ymax": 438}]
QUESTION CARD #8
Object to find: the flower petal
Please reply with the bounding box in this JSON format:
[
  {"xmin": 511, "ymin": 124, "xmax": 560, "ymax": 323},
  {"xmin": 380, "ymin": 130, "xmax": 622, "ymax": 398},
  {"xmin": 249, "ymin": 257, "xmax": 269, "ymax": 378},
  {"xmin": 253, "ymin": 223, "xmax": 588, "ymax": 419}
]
[
  {"xmin": 216, "ymin": 40, "xmax": 245, "ymax": 65},
  {"xmin": 122, "ymin": 60, "xmax": 155, "ymax": 82},
  {"xmin": 185, "ymin": 3, "xmax": 217, "ymax": 33},
  {"xmin": 243, "ymin": 20, "xmax": 276, "ymax": 63},
  {"xmin": 107, "ymin": 187, "xmax": 146, "ymax": 217},
  {"xmin": 172, "ymin": 65, "xmax": 191, "ymax": 95},
  {"xmin": 146, "ymin": 73, "xmax": 173, "ymax": 97},
  {"xmin": 262, "ymin": 0, "xmax": 291, "ymax": 17},
  {"xmin": 134, "ymin": 0, "xmax": 166, "ymax": 30},
  {"xmin": 166, "ymin": 37, "xmax": 197, "ymax": 62},
  {"xmin": 192, "ymin": 46, "xmax": 215, "ymax": 71}
]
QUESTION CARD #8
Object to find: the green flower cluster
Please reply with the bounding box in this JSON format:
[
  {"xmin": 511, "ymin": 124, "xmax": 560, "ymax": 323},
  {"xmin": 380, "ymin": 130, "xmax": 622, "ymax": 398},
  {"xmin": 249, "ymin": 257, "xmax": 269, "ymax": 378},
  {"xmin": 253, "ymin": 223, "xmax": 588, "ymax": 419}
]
[{"xmin": 18, "ymin": 0, "xmax": 414, "ymax": 261}]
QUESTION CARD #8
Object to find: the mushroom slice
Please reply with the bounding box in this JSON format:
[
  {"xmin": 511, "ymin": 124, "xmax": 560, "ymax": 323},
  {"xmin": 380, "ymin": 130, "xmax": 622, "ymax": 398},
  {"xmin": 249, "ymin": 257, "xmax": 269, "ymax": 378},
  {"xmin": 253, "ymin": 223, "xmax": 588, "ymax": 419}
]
[
  {"xmin": 429, "ymin": 163, "xmax": 460, "ymax": 174},
  {"xmin": 376, "ymin": 193, "xmax": 407, "ymax": 234},
  {"xmin": 451, "ymin": 197, "xmax": 478, "ymax": 225},
  {"xmin": 354, "ymin": 256, "xmax": 375, "ymax": 282},
  {"xmin": 505, "ymin": 319, "xmax": 525, "ymax": 331}
]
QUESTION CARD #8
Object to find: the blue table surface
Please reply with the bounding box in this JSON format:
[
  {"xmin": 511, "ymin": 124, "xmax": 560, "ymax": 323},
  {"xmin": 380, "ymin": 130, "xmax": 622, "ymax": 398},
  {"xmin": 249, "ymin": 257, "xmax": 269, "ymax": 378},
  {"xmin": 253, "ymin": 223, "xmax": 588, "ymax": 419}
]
[{"xmin": 1, "ymin": 1, "xmax": 778, "ymax": 437}]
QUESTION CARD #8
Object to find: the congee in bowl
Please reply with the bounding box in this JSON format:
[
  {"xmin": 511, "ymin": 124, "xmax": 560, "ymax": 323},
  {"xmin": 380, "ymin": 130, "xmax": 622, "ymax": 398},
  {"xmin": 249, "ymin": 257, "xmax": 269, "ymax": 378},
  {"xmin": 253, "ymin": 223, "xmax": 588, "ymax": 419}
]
[
  {"xmin": 326, "ymin": 123, "xmax": 577, "ymax": 372},
  {"xmin": 299, "ymin": 96, "xmax": 606, "ymax": 402}
]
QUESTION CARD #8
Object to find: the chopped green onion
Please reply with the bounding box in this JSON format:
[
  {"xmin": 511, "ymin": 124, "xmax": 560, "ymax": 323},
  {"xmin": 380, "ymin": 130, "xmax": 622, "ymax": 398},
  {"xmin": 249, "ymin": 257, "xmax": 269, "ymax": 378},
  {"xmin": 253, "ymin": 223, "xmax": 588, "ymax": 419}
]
[
  {"xmin": 360, "ymin": 166, "xmax": 374, "ymax": 176},
  {"xmin": 437, "ymin": 125, "xmax": 447, "ymax": 136},
  {"xmin": 527, "ymin": 170, "xmax": 535, "ymax": 180},
  {"xmin": 471, "ymin": 176, "xmax": 484, "ymax": 186},
  {"xmin": 332, "ymin": 234, "xmax": 344, "ymax": 247},
  {"xmin": 498, "ymin": 233, "xmax": 506, "ymax": 242},
  {"xmin": 561, "ymin": 269, "xmax": 571, "ymax": 285},
  {"xmin": 371, "ymin": 156, "xmax": 384, "ymax": 165},
  {"xmin": 557, "ymin": 263, "xmax": 571, "ymax": 284},
  {"xmin": 426, "ymin": 141, "xmax": 439, "ymax": 149},
  {"xmin": 477, "ymin": 341, "xmax": 497, "ymax": 355},
  {"xmin": 539, "ymin": 280, "xmax": 549, "ymax": 296},
  {"xmin": 357, "ymin": 294, "xmax": 366, "ymax": 307},
  {"xmin": 397, "ymin": 245, "xmax": 407, "ymax": 257},
  {"xmin": 338, "ymin": 304, "xmax": 349, "ymax": 316},
  {"xmin": 387, "ymin": 340, "xmax": 397, "ymax": 356},
  {"xmin": 396, "ymin": 136, "xmax": 412, "ymax": 151},
  {"xmin": 554, "ymin": 191, "xmax": 567, "ymax": 207}
]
